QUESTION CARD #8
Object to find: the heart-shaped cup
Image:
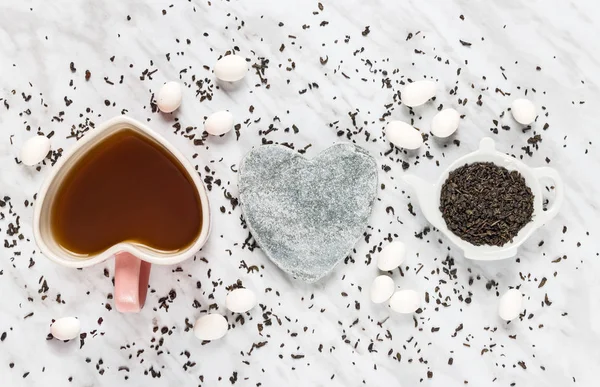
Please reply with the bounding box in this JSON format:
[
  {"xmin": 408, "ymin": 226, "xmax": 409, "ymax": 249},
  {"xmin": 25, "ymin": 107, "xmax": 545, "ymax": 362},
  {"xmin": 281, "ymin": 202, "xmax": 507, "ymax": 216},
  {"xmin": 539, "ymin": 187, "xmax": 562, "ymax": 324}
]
[{"xmin": 33, "ymin": 116, "xmax": 211, "ymax": 312}]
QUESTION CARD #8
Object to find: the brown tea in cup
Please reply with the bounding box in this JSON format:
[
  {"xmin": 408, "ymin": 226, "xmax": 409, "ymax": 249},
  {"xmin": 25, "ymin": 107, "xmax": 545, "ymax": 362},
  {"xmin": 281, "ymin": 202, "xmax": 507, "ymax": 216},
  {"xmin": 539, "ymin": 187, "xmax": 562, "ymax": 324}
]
[{"xmin": 50, "ymin": 128, "xmax": 202, "ymax": 255}]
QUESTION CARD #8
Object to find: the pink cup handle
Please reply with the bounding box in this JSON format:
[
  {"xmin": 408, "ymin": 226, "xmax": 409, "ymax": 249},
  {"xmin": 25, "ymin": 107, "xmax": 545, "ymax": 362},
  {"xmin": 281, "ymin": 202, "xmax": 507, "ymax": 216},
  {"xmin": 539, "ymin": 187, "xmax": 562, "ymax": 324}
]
[{"xmin": 114, "ymin": 252, "xmax": 151, "ymax": 313}]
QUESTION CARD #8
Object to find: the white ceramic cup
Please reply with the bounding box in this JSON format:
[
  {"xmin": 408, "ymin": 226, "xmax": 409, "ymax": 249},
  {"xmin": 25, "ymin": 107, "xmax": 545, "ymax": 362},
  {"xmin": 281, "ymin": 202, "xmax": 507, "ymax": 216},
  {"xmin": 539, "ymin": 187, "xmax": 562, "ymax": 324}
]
[
  {"xmin": 404, "ymin": 137, "xmax": 563, "ymax": 260},
  {"xmin": 33, "ymin": 116, "xmax": 211, "ymax": 312}
]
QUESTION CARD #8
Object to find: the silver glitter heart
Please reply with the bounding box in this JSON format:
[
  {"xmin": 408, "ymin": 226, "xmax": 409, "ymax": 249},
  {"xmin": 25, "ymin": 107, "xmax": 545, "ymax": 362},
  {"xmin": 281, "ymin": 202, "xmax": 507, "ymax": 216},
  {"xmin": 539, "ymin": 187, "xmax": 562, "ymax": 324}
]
[{"xmin": 239, "ymin": 143, "xmax": 378, "ymax": 283}]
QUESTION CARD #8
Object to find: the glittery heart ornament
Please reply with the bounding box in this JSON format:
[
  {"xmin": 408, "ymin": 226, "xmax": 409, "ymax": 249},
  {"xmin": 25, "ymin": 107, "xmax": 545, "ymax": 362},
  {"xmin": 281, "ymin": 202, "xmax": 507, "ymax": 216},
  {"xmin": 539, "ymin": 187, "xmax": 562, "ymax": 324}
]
[{"xmin": 239, "ymin": 144, "xmax": 378, "ymax": 283}]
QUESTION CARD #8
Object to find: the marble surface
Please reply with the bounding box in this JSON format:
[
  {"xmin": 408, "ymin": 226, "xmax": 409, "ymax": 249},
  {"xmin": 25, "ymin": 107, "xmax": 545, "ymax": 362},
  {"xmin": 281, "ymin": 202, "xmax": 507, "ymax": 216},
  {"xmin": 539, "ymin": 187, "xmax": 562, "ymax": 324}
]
[{"xmin": 1, "ymin": 0, "xmax": 599, "ymax": 386}]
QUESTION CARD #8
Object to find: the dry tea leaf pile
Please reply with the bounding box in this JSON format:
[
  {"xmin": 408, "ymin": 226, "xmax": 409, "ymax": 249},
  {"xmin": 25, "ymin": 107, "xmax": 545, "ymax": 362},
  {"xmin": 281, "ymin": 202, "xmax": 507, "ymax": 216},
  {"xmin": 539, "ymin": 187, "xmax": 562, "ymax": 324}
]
[{"xmin": 440, "ymin": 162, "xmax": 534, "ymax": 246}]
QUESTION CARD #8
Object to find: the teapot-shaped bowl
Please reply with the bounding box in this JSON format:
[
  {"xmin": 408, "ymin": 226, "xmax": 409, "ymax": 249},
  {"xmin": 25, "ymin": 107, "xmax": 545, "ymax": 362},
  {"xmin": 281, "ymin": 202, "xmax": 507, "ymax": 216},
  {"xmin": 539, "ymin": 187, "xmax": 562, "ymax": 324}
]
[{"xmin": 404, "ymin": 137, "xmax": 563, "ymax": 260}]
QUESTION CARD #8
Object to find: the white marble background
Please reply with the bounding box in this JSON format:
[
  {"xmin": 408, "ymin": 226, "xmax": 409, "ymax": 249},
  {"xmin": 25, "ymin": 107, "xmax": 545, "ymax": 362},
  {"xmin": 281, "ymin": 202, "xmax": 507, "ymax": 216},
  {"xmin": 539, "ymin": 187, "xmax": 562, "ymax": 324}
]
[{"xmin": 1, "ymin": 0, "xmax": 599, "ymax": 386}]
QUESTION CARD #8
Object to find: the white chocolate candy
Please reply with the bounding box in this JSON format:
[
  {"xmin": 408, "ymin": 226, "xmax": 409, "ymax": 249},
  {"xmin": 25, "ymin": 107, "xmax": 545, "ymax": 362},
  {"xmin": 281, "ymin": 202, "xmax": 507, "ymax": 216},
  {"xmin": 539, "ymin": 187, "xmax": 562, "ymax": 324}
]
[
  {"xmin": 21, "ymin": 136, "xmax": 51, "ymax": 166},
  {"xmin": 157, "ymin": 81, "xmax": 182, "ymax": 113},
  {"xmin": 226, "ymin": 288, "xmax": 257, "ymax": 313},
  {"xmin": 431, "ymin": 108, "xmax": 460, "ymax": 138},
  {"xmin": 389, "ymin": 290, "xmax": 420, "ymax": 314},
  {"xmin": 377, "ymin": 241, "xmax": 406, "ymax": 271},
  {"xmin": 402, "ymin": 80, "xmax": 436, "ymax": 107},
  {"xmin": 205, "ymin": 111, "xmax": 234, "ymax": 136},
  {"xmin": 214, "ymin": 55, "xmax": 248, "ymax": 82},
  {"xmin": 498, "ymin": 289, "xmax": 523, "ymax": 321},
  {"xmin": 50, "ymin": 317, "xmax": 80, "ymax": 341},
  {"xmin": 194, "ymin": 314, "xmax": 228, "ymax": 341},
  {"xmin": 385, "ymin": 121, "xmax": 423, "ymax": 150},
  {"xmin": 511, "ymin": 98, "xmax": 536, "ymax": 125},
  {"xmin": 370, "ymin": 275, "xmax": 395, "ymax": 304}
]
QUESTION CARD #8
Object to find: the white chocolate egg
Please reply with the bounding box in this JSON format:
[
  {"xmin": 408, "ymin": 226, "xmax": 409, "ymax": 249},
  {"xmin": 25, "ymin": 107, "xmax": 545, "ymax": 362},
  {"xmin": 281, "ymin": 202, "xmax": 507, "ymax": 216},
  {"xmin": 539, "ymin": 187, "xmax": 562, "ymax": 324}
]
[
  {"xmin": 214, "ymin": 55, "xmax": 248, "ymax": 82},
  {"xmin": 389, "ymin": 290, "xmax": 420, "ymax": 314},
  {"xmin": 157, "ymin": 81, "xmax": 182, "ymax": 113},
  {"xmin": 205, "ymin": 110, "xmax": 234, "ymax": 136},
  {"xmin": 377, "ymin": 241, "xmax": 406, "ymax": 271},
  {"xmin": 385, "ymin": 121, "xmax": 423, "ymax": 150},
  {"xmin": 511, "ymin": 98, "xmax": 536, "ymax": 125},
  {"xmin": 431, "ymin": 108, "xmax": 460, "ymax": 138},
  {"xmin": 226, "ymin": 288, "xmax": 257, "ymax": 313},
  {"xmin": 20, "ymin": 136, "xmax": 51, "ymax": 166},
  {"xmin": 50, "ymin": 317, "xmax": 80, "ymax": 341},
  {"xmin": 402, "ymin": 80, "xmax": 436, "ymax": 107},
  {"xmin": 193, "ymin": 314, "xmax": 228, "ymax": 341},
  {"xmin": 498, "ymin": 289, "xmax": 523, "ymax": 321},
  {"xmin": 370, "ymin": 275, "xmax": 395, "ymax": 304}
]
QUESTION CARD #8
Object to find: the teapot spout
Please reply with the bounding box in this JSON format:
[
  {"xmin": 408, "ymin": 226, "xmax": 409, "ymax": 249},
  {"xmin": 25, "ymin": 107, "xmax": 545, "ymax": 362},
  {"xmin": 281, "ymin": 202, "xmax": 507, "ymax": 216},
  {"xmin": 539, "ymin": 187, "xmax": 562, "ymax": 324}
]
[{"xmin": 402, "ymin": 174, "xmax": 443, "ymax": 230}]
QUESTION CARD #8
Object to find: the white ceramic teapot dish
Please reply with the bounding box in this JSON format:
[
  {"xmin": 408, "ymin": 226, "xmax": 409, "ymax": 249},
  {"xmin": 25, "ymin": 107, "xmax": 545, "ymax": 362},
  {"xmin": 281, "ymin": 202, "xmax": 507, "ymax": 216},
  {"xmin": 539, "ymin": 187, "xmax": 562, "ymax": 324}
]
[{"xmin": 403, "ymin": 137, "xmax": 563, "ymax": 260}]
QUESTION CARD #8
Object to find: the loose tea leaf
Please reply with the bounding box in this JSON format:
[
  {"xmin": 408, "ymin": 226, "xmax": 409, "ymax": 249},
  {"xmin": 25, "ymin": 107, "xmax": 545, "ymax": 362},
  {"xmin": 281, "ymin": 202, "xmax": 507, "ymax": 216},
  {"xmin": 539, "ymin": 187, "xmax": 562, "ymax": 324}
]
[{"xmin": 439, "ymin": 162, "xmax": 534, "ymax": 246}]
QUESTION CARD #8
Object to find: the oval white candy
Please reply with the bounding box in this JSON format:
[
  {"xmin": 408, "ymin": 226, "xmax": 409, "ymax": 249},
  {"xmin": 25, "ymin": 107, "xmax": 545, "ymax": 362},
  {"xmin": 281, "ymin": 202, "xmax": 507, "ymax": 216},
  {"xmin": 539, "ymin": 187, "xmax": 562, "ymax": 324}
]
[
  {"xmin": 194, "ymin": 314, "xmax": 228, "ymax": 341},
  {"xmin": 205, "ymin": 110, "xmax": 234, "ymax": 136},
  {"xmin": 511, "ymin": 98, "xmax": 536, "ymax": 125},
  {"xmin": 389, "ymin": 290, "xmax": 420, "ymax": 314},
  {"xmin": 21, "ymin": 136, "xmax": 51, "ymax": 166},
  {"xmin": 386, "ymin": 121, "xmax": 423, "ymax": 150},
  {"xmin": 157, "ymin": 81, "xmax": 182, "ymax": 113},
  {"xmin": 377, "ymin": 241, "xmax": 406, "ymax": 271},
  {"xmin": 370, "ymin": 275, "xmax": 395, "ymax": 304},
  {"xmin": 498, "ymin": 289, "xmax": 523, "ymax": 321},
  {"xmin": 402, "ymin": 80, "xmax": 436, "ymax": 107},
  {"xmin": 226, "ymin": 288, "xmax": 257, "ymax": 313},
  {"xmin": 50, "ymin": 317, "xmax": 80, "ymax": 341},
  {"xmin": 214, "ymin": 55, "xmax": 248, "ymax": 82},
  {"xmin": 431, "ymin": 108, "xmax": 460, "ymax": 138}
]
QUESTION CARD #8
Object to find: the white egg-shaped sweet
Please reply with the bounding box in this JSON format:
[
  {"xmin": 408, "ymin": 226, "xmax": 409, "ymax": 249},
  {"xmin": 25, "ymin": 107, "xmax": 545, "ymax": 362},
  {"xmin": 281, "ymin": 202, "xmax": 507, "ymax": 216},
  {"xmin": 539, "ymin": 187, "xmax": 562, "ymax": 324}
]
[
  {"xmin": 402, "ymin": 80, "xmax": 436, "ymax": 107},
  {"xmin": 498, "ymin": 289, "xmax": 523, "ymax": 321},
  {"xmin": 194, "ymin": 314, "xmax": 228, "ymax": 341},
  {"xmin": 226, "ymin": 288, "xmax": 257, "ymax": 313},
  {"xmin": 21, "ymin": 136, "xmax": 51, "ymax": 166},
  {"xmin": 214, "ymin": 55, "xmax": 248, "ymax": 82},
  {"xmin": 370, "ymin": 275, "xmax": 395, "ymax": 304},
  {"xmin": 431, "ymin": 108, "xmax": 460, "ymax": 138},
  {"xmin": 386, "ymin": 121, "xmax": 423, "ymax": 150},
  {"xmin": 511, "ymin": 98, "xmax": 536, "ymax": 125},
  {"xmin": 50, "ymin": 317, "xmax": 80, "ymax": 341},
  {"xmin": 389, "ymin": 290, "xmax": 420, "ymax": 314},
  {"xmin": 205, "ymin": 111, "xmax": 234, "ymax": 136},
  {"xmin": 377, "ymin": 241, "xmax": 406, "ymax": 271},
  {"xmin": 157, "ymin": 81, "xmax": 182, "ymax": 113}
]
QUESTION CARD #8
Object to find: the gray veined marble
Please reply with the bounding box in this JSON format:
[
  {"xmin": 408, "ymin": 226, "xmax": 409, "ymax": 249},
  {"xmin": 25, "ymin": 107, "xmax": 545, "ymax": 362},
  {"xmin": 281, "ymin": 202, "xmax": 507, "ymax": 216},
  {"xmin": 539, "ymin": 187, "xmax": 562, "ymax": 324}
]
[
  {"xmin": 239, "ymin": 144, "xmax": 378, "ymax": 282},
  {"xmin": 2, "ymin": 0, "xmax": 600, "ymax": 385}
]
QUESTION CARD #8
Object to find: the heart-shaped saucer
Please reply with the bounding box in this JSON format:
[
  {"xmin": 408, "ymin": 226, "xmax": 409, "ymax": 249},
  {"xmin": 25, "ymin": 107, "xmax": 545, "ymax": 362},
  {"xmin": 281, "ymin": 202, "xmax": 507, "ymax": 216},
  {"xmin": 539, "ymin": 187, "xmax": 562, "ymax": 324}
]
[
  {"xmin": 34, "ymin": 116, "xmax": 211, "ymax": 268},
  {"xmin": 239, "ymin": 143, "xmax": 378, "ymax": 283}
]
